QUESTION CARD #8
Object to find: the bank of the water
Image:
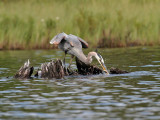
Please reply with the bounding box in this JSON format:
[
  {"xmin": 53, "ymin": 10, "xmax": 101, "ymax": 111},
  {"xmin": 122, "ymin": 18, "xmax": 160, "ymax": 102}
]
[{"xmin": 0, "ymin": 0, "xmax": 160, "ymax": 50}]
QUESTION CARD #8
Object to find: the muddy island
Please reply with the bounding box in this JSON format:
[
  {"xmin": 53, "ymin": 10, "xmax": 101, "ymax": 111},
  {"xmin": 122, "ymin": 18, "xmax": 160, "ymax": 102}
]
[{"xmin": 14, "ymin": 58, "xmax": 129, "ymax": 79}]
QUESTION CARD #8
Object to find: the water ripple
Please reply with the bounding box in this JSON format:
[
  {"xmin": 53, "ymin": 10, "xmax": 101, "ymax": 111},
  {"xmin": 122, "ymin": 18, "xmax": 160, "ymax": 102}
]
[{"xmin": 1, "ymin": 48, "xmax": 160, "ymax": 119}]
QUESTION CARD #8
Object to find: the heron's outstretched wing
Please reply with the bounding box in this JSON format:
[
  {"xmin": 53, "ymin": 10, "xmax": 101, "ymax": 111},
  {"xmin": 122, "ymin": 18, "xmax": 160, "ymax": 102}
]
[
  {"xmin": 69, "ymin": 34, "xmax": 88, "ymax": 48},
  {"xmin": 50, "ymin": 32, "xmax": 67, "ymax": 45},
  {"xmin": 77, "ymin": 37, "xmax": 88, "ymax": 48}
]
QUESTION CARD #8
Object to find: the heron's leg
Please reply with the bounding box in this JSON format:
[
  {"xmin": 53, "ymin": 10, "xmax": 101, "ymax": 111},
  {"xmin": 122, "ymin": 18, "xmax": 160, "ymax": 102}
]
[
  {"xmin": 63, "ymin": 51, "xmax": 67, "ymax": 67},
  {"xmin": 68, "ymin": 55, "xmax": 74, "ymax": 68}
]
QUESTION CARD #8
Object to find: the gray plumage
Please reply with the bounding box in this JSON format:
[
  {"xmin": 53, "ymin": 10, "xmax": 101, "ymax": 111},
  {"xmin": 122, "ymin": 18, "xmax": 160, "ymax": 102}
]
[
  {"xmin": 50, "ymin": 32, "xmax": 109, "ymax": 74},
  {"xmin": 50, "ymin": 32, "xmax": 89, "ymax": 63}
]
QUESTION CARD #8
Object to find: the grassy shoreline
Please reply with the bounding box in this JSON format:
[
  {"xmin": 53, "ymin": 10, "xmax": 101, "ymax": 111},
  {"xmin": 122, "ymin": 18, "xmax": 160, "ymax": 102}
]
[{"xmin": 0, "ymin": 0, "xmax": 160, "ymax": 50}]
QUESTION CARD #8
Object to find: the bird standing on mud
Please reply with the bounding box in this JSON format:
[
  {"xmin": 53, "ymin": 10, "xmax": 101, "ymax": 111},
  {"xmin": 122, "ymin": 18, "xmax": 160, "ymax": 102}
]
[{"xmin": 50, "ymin": 32, "xmax": 109, "ymax": 74}]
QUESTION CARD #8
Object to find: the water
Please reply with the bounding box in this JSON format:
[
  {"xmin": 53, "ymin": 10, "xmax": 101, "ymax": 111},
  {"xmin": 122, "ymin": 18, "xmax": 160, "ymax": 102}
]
[{"xmin": 0, "ymin": 47, "xmax": 160, "ymax": 120}]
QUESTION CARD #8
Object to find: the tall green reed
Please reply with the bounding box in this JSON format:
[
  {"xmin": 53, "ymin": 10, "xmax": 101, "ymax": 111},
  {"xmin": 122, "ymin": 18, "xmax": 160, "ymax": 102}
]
[{"xmin": 0, "ymin": 0, "xmax": 160, "ymax": 49}]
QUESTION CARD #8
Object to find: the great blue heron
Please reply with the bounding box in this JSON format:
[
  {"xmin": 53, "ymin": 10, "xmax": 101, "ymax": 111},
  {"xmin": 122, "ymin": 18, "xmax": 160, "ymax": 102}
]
[{"xmin": 50, "ymin": 32, "xmax": 109, "ymax": 74}]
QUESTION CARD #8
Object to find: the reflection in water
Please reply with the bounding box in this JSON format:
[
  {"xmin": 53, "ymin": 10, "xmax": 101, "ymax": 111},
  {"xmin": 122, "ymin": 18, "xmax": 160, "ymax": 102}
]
[{"xmin": 0, "ymin": 47, "xmax": 160, "ymax": 119}]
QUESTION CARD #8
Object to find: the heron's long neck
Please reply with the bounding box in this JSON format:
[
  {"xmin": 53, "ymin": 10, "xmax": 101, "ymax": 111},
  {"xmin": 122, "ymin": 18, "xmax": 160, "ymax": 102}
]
[{"xmin": 76, "ymin": 52, "xmax": 96, "ymax": 64}]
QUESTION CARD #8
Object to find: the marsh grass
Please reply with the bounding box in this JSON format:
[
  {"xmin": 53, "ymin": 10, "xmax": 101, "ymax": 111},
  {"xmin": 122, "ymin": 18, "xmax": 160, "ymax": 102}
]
[{"xmin": 0, "ymin": 0, "xmax": 160, "ymax": 49}]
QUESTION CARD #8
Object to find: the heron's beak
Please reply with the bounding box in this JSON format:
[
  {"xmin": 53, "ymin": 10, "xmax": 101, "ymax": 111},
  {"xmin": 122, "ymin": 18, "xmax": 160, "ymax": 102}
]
[
  {"xmin": 99, "ymin": 60, "xmax": 109, "ymax": 75},
  {"xmin": 96, "ymin": 53, "xmax": 109, "ymax": 75}
]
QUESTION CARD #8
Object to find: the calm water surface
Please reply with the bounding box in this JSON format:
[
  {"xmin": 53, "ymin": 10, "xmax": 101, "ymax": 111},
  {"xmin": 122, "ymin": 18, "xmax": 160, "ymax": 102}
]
[{"xmin": 0, "ymin": 47, "xmax": 160, "ymax": 120}]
